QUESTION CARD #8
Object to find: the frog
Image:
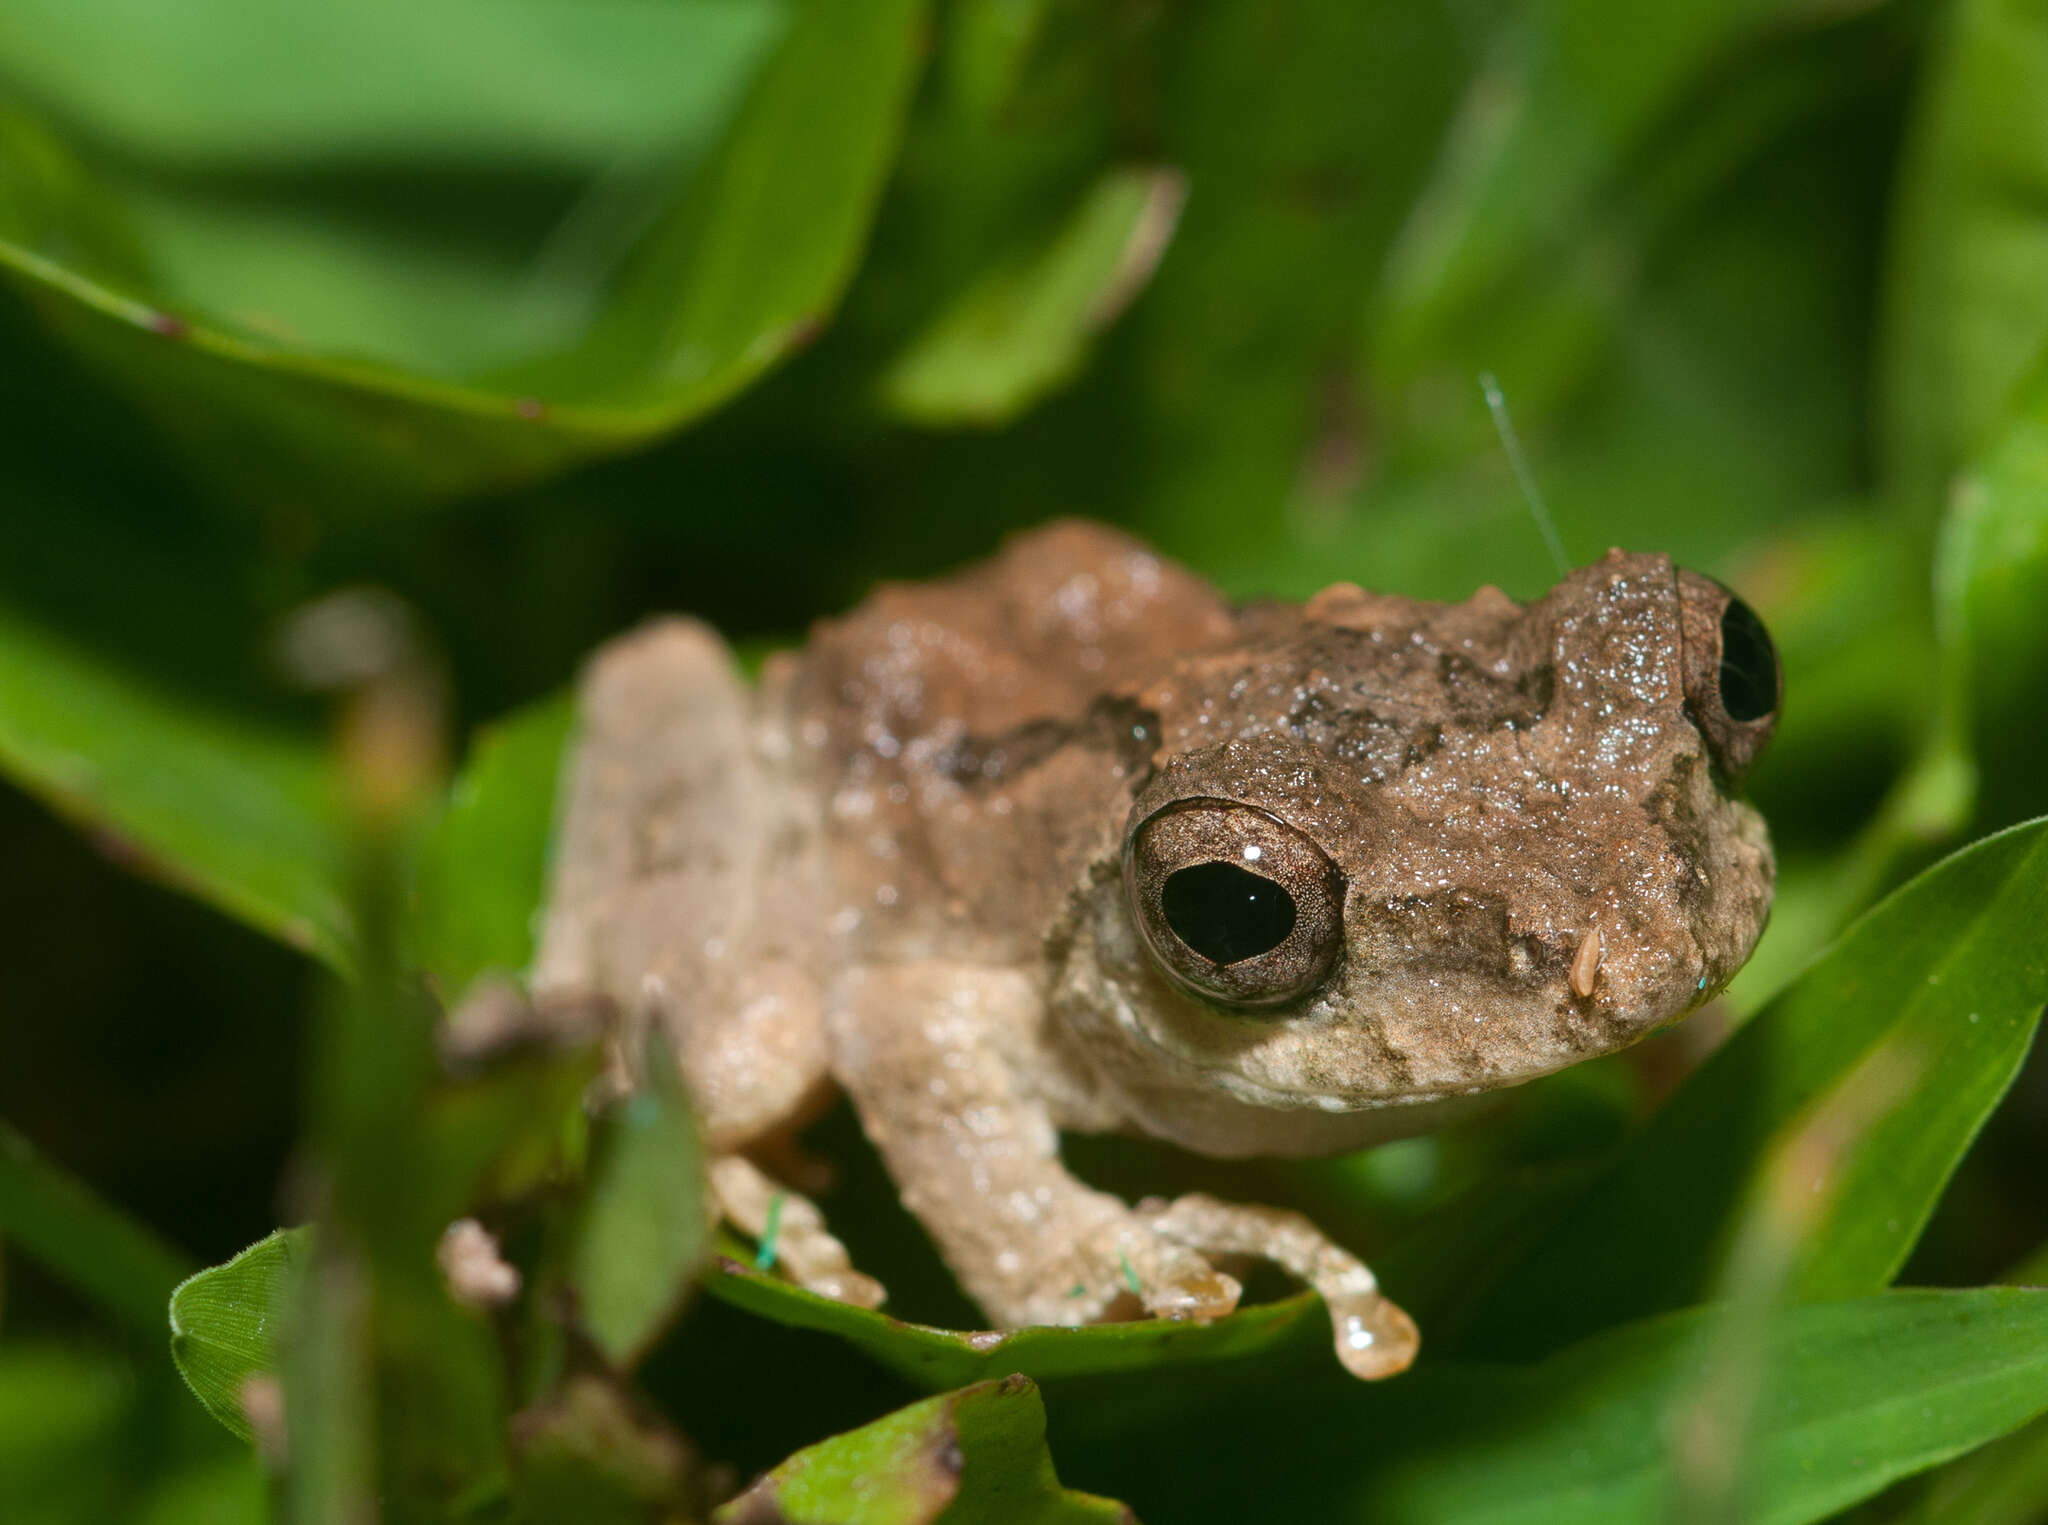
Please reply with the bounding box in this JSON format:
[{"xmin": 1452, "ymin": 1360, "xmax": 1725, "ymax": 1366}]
[{"xmin": 531, "ymin": 520, "xmax": 1780, "ymax": 1379}]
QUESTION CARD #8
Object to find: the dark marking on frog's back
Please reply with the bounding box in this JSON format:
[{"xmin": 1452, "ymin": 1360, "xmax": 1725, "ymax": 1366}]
[{"xmin": 939, "ymin": 695, "xmax": 1161, "ymax": 788}]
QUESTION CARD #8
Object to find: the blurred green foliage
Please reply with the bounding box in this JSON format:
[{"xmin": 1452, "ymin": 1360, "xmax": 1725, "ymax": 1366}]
[{"xmin": 3, "ymin": 0, "xmax": 2048, "ymax": 1520}]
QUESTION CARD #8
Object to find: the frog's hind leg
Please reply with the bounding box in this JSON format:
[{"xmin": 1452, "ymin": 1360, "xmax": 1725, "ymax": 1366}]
[
  {"xmin": 1139, "ymin": 1194, "xmax": 1419, "ymax": 1380},
  {"xmin": 536, "ymin": 619, "xmax": 871, "ymax": 1298}
]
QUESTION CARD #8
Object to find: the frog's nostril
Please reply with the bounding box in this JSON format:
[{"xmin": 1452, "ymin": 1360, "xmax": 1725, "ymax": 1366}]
[{"xmin": 1162, "ymin": 862, "xmax": 1297, "ymax": 964}]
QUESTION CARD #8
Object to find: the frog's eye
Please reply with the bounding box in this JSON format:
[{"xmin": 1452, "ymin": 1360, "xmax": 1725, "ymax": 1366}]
[
  {"xmin": 1676, "ymin": 569, "xmax": 1782, "ymax": 776},
  {"xmin": 1124, "ymin": 800, "xmax": 1344, "ymax": 1008}
]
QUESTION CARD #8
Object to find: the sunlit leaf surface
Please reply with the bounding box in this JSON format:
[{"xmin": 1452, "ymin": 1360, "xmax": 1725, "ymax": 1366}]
[
  {"xmin": 167, "ymin": 1227, "xmax": 308, "ymax": 1443},
  {"xmin": 714, "ymin": 1375, "xmax": 1131, "ymax": 1525},
  {"xmin": 0, "ymin": 0, "xmax": 926, "ymax": 505}
]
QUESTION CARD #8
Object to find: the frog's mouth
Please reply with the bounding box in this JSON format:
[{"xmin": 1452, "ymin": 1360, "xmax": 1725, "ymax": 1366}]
[
  {"xmin": 1101, "ymin": 985, "xmax": 1545, "ymax": 1114},
  {"xmin": 1099, "ymin": 967, "xmax": 1640, "ymax": 1121},
  {"xmin": 1181, "ymin": 1040, "xmax": 1585, "ymax": 1116}
]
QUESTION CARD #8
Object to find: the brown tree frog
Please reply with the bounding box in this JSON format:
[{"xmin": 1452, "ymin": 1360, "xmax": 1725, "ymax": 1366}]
[{"xmin": 533, "ymin": 522, "xmax": 1779, "ymax": 1378}]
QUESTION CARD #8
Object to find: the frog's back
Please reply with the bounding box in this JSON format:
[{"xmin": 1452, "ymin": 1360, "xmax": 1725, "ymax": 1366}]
[{"xmin": 770, "ymin": 521, "xmax": 1236, "ymax": 964}]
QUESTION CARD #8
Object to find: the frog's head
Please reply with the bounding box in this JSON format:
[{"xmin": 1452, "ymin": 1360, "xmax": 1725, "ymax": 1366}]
[{"xmin": 1049, "ymin": 551, "xmax": 1780, "ymax": 1157}]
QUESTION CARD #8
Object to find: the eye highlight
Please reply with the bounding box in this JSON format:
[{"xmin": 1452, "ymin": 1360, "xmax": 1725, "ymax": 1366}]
[
  {"xmin": 1676, "ymin": 569, "xmax": 1782, "ymax": 776},
  {"xmin": 1124, "ymin": 799, "xmax": 1343, "ymax": 1008}
]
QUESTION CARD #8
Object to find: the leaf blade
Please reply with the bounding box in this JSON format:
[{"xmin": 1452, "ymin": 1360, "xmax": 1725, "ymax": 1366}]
[
  {"xmin": 0, "ymin": 0, "xmax": 928, "ymax": 505},
  {"xmin": 1073, "ymin": 1289, "xmax": 2048, "ymax": 1525},
  {"xmin": 703, "ymin": 1251, "xmax": 1327, "ymax": 1392},
  {"xmin": 167, "ymin": 1227, "xmax": 310, "ymax": 1443},
  {"xmin": 0, "ymin": 1117, "xmax": 195, "ymax": 1336},
  {"xmin": 0, "ymin": 600, "xmax": 353, "ymax": 967},
  {"xmin": 713, "ymin": 1375, "xmax": 1131, "ymax": 1525}
]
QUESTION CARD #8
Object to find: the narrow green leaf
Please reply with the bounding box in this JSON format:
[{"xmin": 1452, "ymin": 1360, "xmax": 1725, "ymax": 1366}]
[
  {"xmin": 0, "ymin": 602, "xmax": 352, "ymax": 966},
  {"xmin": 280, "ymin": 1235, "xmax": 377, "ymax": 1525},
  {"xmin": 0, "ymin": 1117, "xmax": 195, "ymax": 1335},
  {"xmin": 714, "ymin": 1375, "xmax": 1131, "ymax": 1525},
  {"xmin": 569, "ymin": 1041, "xmax": 709, "ymax": 1367},
  {"xmin": 412, "ymin": 692, "xmax": 574, "ymax": 1002},
  {"xmin": 305, "ymin": 742, "xmax": 516, "ymax": 1510},
  {"xmin": 1894, "ymin": 1414, "xmax": 2048, "ymax": 1525},
  {"xmin": 0, "ymin": 0, "xmax": 926, "ymax": 506},
  {"xmin": 881, "ymin": 166, "xmax": 1186, "ymax": 427},
  {"xmin": 1095, "ymin": 1289, "xmax": 2048, "ymax": 1525},
  {"xmin": 703, "ymin": 1252, "xmax": 1326, "ymax": 1392},
  {"xmin": 1880, "ymin": 0, "xmax": 2048, "ymax": 503},
  {"xmin": 167, "ymin": 1227, "xmax": 310, "ymax": 1443},
  {"xmin": 1453, "ymin": 819, "xmax": 2048, "ymax": 1358}
]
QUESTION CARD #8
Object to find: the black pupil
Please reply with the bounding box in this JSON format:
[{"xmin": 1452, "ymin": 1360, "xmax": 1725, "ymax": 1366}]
[
  {"xmin": 1717, "ymin": 597, "xmax": 1779, "ymax": 724},
  {"xmin": 1160, "ymin": 862, "xmax": 1297, "ymax": 965}
]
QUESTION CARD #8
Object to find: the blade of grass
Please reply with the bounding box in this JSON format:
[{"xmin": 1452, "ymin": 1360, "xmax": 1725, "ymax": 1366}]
[{"xmin": 0, "ymin": 1116, "xmax": 195, "ymax": 1335}]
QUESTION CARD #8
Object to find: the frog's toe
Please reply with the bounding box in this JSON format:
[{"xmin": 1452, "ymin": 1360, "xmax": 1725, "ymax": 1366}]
[
  {"xmin": 1145, "ymin": 1262, "xmax": 1242, "ymax": 1322},
  {"xmin": 805, "ymin": 1267, "xmax": 887, "ymax": 1309},
  {"xmin": 1327, "ymin": 1289, "xmax": 1418, "ymax": 1380}
]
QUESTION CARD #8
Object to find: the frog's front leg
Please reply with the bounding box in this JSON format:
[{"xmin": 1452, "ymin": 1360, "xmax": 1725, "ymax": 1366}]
[
  {"xmin": 1139, "ymin": 1194, "xmax": 1418, "ymax": 1379},
  {"xmin": 827, "ymin": 963, "xmax": 1241, "ymax": 1328}
]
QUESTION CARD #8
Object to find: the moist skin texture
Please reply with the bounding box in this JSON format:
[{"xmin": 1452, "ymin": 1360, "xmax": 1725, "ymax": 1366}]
[{"xmin": 532, "ymin": 521, "xmax": 1777, "ymax": 1380}]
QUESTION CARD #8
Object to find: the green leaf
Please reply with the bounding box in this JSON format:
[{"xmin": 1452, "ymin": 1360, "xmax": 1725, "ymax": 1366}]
[
  {"xmin": 0, "ymin": 601, "xmax": 352, "ymax": 967},
  {"xmin": 703, "ymin": 1252, "xmax": 1327, "ymax": 1392},
  {"xmin": 167, "ymin": 1227, "xmax": 310, "ymax": 1443},
  {"xmin": 1079, "ymin": 1289, "xmax": 2048, "ymax": 1524},
  {"xmin": 1880, "ymin": 0, "xmax": 2048, "ymax": 504},
  {"xmin": 880, "ymin": 166, "xmax": 1186, "ymax": 427},
  {"xmin": 1894, "ymin": 1413, "xmax": 2048, "ymax": 1525},
  {"xmin": 1939, "ymin": 396, "xmax": 2048, "ymax": 830},
  {"xmin": 714, "ymin": 1374, "xmax": 1132, "ymax": 1525},
  {"xmin": 0, "ymin": 0, "xmax": 927, "ymax": 507},
  {"xmin": 0, "ymin": 0, "xmax": 783, "ymax": 173},
  {"xmin": 0, "ymin": 1118, "xmax": 196, "ymax": 1336},
  {"xmin": 412, "ymin": 692, "xmax": 574, "ymax": 1002},
  {"xmin": 569, "ymin": 1040, "xmax": 710, "ymax": 1368},
  {"xmin": 279, "ymin": 1234, "xmax": 377, "ymax": 1525},
  {"xmin": 1453, "ymin": 819, "xmax": 2048, "ymax": 1358}
]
